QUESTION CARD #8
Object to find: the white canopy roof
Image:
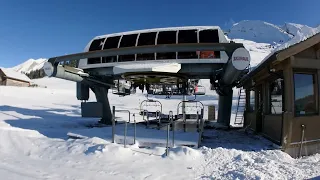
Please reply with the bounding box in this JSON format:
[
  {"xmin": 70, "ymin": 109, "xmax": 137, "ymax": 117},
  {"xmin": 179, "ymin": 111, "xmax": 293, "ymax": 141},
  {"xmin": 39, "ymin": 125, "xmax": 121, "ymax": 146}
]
[{"xmin": 113, "ymin": 63, "xmax": 181, "ymax": 75}]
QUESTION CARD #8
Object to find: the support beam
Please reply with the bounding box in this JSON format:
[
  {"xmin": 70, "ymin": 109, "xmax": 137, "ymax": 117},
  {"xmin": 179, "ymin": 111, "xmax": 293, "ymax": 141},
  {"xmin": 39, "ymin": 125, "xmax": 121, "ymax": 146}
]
[
  {"xmin": 91, "ymin": 86, "xmax": 112, "ymax": 124},
  {"xmin": 217, "ymin": 88, "xmax": 233, "ymax": 126}
]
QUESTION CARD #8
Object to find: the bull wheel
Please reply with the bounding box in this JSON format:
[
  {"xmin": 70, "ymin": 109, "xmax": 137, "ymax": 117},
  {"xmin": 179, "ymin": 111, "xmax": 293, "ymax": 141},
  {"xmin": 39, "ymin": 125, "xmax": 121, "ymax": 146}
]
[{"xmin": 122, "ymin": 72, "xmax": 187, "ymax": 85}]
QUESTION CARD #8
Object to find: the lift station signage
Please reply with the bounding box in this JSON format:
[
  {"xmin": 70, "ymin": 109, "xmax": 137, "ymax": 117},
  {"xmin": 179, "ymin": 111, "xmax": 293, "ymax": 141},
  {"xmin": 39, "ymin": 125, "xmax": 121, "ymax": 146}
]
[{"xmin": 231, "ymin": 48, "xmax": 251, "ymax": 70}]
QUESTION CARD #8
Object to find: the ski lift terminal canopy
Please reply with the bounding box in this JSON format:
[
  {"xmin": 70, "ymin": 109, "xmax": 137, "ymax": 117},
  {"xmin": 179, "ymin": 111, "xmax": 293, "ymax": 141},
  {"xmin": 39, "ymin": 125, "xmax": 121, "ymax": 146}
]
[{"xmin": 46, "ymin": 26, "xmax": 242, "ymax": 69}]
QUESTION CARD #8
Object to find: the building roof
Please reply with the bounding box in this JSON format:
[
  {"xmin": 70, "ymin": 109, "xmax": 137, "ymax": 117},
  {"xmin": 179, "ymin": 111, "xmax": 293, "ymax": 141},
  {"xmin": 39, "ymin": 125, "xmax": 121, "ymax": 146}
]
[
  {"xmin": 238, "ymin": 27, "xmax": 320, "ymax": 87},
  {"xmin": 94, "ymin": 26, "xmax": 221, "ymax": 39},
  {"xmin": 0, "ymin": 68, "xmax": 31, "ymax": 82}
]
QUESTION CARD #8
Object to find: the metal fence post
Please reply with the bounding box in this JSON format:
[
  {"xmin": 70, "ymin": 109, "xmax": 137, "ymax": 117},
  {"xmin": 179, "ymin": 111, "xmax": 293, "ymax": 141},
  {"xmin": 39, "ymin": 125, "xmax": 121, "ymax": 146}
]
[
  {"xmin": 171, "ymin": 114, "xmax": 175, "ymax": 147},
  {"xmin": 157, "ymin": 110, "xmax": 161, "ymax": 130},
  {"xmin": 169, "ymin": 111, "xmax": 175, "ymax": 147},
  {"xmin": 124, "ymin": 121, "xmax": 127, "ymax": 148},
  {"xmin": 133, "ymin": 113, "xmax": 136, "ymax": 145},
  {"xmin": 112, "ymin": 106, "xmax": 115, "ymax": 143},
  {"xmin": 198, "ymin": 109, "xmax": 205, "ymax": 148},
  {"xmin": 166, "ymin": 123, "xmax": 170, "ymax": 156},
  {"xmin": 147, "ymin": 111, "xmax": 149, "ymax": 128},
  {"xmin": 128, "ymin": 111, "xmax": 131, "ymax": 123},
  {"xmin": 196, "ymin": 111, "xmax": 199, "ymax": 132}
]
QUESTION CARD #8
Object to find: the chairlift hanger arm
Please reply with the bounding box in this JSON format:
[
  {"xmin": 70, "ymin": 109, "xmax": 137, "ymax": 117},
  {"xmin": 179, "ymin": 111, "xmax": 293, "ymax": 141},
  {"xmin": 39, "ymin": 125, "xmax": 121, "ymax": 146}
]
[{"xmin": 47, "ymin": 43, "xmax": 244, "ymax": 65}]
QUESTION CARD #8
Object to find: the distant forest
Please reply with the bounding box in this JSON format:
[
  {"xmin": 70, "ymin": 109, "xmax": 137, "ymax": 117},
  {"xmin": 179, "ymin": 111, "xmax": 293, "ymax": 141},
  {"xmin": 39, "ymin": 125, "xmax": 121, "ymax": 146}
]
[{"xmin": 25, "ymin": 60, "xmax": 78, "ymax": 79}]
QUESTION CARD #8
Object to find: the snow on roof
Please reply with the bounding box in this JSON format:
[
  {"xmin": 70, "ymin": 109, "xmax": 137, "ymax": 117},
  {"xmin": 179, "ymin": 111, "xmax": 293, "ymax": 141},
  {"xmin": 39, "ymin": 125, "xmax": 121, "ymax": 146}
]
[
  {"xmin": 94, "ymin": 26, "xmax": 221, "ymax": 39},
  {"xmin": 250, "ymin": 26, "xmax": 320, "ymax": 72},
  {"xmin": 0, "ymin": 68, "xmax": 31, "ymax": 82}
]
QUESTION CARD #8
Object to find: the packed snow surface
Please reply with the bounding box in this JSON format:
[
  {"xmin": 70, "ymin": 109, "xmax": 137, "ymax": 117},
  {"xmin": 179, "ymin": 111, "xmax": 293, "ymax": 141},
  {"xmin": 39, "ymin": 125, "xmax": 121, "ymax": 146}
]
[{"xmin": 0, "ymin": 77, "xmax": 319, "ymax": 179}]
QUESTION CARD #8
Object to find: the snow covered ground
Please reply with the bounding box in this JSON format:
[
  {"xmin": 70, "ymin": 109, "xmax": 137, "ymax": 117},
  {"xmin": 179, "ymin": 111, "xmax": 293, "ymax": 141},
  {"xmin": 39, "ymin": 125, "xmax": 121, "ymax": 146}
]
[{"xmin": 0, "ymin": 78, "xmax": 320, "ymax": 179}]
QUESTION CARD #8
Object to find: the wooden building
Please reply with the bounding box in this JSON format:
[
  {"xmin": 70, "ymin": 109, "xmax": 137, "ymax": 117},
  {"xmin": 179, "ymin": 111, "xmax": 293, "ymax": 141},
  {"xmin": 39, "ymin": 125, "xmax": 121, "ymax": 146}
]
[
  {"xmin": 238, "ymin": 31, "xmax": 320, "ymax": 158},
  {"xmin": 0, "ymin": 68, "xmax": 31, "ymax": 87}
]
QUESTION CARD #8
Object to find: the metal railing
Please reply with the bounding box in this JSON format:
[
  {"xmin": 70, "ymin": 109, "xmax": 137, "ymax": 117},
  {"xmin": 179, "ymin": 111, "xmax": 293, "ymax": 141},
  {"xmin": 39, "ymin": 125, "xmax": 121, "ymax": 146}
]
[
  {"xmin": 156, "ymin": 110, "xmax": 161, "ymax": 130},
  {"xmin": 197, "ymin": 109, "xmax": 205, "ymax": 147},
  {"xmin": 112, "ymin": 106, "xmax": 137, "ymax": 148},
  {"xmin": 177, "ymin": 100, "xmax": 204, "ymax": 132},
  {"xmin": 123, "ymin": 113, "xmax": 137, "ymax": 148},
  {"xmin": 142, "ymin": 110, "xmax": 149, "ymax": 128},
  {"xmin": 115, "ymin": 109, "xmax": 131, "ymax": 123},
  {"xmin": 165, "ymin": 110, "xmax": 175, "ymax": 156}
]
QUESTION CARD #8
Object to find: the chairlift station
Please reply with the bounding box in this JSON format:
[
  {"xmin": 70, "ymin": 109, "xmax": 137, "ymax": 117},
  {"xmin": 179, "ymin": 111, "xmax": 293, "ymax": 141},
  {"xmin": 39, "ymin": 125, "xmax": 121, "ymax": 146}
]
[{"xmin": 44, "ymin": 26, "xmax": 251, "ymax": 128}]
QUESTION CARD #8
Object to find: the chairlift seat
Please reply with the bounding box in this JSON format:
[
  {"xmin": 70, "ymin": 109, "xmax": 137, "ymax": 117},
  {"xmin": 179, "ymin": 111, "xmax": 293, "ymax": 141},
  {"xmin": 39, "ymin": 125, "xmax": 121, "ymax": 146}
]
[
  {"xmin": 139, "ymin": 111, "xmax": 160, "ymax": 117},
  {"xmin": 177, "ymin": 114, "xmax": 203, "ymax": 119},
  {"xmin": 194, "ymin": 85, "xmax": 206, "ymax": 95}
]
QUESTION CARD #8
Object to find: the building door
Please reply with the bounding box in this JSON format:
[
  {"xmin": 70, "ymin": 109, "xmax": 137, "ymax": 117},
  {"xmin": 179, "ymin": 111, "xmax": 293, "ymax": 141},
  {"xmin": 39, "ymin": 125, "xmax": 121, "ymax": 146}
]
[{"xmin": 256, "ymin": 85, "xmax": 263, "ymax": 132}]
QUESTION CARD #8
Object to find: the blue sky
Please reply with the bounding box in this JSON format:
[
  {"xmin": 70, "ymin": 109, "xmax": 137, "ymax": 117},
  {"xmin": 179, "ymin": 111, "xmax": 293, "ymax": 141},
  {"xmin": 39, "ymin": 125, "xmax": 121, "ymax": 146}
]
[{"xmin": 0, "ymin": 0, "xmax": 319, "ymax": 68}]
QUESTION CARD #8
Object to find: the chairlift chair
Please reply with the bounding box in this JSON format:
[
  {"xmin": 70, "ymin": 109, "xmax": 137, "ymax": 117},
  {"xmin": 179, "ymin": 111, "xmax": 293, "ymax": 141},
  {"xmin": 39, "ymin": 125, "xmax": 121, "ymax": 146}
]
[
  {"xmin": 194, "ymin": 85, "xmax": 206, "ymax": 95},
  {"xmin": 177, "ymin": 100, "xmax": 204, "ymax": 120},
  {"xmin": 139, "ymin": 99, "xmax": 163, "ymax": 117},
  {"xmin": 112, "ymin": 79, "xmax": 131, "ymax": 96}
]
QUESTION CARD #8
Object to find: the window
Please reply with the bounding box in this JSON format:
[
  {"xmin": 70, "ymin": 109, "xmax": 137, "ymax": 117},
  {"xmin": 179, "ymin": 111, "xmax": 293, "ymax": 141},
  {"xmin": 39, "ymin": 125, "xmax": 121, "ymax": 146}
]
[
  {"xmin": 249, "ymin": 90, "xmax": 255, "ymax": 111},
  {"xmin": 104, "ymin": 36, "xmax": 121, "ymax": 49},
  {"xmin": 138, "ymin": 32, "xmax": 156, "ymax": 46},
  {"xmin": 119, "ymin": 34, "xmax": 138, "ymax": 62},
  {"xmin": 198, "ymin": 29, "xmax": 220, "ymax": 58},
  {"xmin": 156, "ymin": 31, "xmax": 176, "ymax": 60},
  {"xmin": 269, "ymin": 78, "xmax": 283, "ymax": 114},
  {"xmin": 199, "ymin": 29, "xmax": 219, "ymax": 43},
  {"xmin": 137, "ymin": 32, "xmax": 156, "ymax": 60},
  {"xmin": 102, "ymin": 36, "xmax": 121, "ymax": 63},
  {"xmin": 177, "ymin": 30, "xmax": 198, "ymax": 59},
  {"xmin": 294, "ymin": 73, "xmax": 317, "ymax": 116},
  {"xmin": 88, "ymin": 38, "xmax": 105, "ymax": 64}
]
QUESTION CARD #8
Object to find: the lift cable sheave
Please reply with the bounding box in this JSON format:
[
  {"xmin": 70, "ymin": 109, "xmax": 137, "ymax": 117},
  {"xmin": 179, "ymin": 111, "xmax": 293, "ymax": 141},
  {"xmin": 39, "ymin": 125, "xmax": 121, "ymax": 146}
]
[{"xmin": 47, "ymin": 43, "xmax": 245, "ymax": 65}]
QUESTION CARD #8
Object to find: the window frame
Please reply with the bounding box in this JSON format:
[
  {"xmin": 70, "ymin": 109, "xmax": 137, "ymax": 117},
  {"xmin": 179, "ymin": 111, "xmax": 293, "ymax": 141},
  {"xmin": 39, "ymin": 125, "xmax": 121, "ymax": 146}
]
[
  {"xmin": 268, "ymin": 77, "xmax": 284, "ymax": 115},
  {"xmin": 246, "ymin": 88, "xmax": 255, "ymax": 112},
  {"xmin": 293, "ymin": 70, "xmax": 318, "ymax": 117}
]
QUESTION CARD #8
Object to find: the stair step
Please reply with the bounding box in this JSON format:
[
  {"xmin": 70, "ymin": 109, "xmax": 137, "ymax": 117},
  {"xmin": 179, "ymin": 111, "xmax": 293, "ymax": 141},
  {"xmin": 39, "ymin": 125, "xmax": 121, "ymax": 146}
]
[{"xmin": 234, "ymin": 123, "xmax": 244, "ymax": 125}]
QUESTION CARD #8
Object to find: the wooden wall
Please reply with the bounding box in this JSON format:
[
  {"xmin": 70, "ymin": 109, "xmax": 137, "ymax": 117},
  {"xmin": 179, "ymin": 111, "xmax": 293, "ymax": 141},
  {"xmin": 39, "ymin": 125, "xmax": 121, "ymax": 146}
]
[
  {"xmin": 262, "ymin": 115, "xmax": 282, "ymax": 144},
  {"xmin": 5, "ymin": 78, "xmax": 29, "ymax": 87}
]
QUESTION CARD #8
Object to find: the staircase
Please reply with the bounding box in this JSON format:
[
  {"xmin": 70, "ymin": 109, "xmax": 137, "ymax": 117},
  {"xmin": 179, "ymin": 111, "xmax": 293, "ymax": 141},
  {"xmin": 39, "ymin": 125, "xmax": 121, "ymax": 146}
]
[{"xmin": 234, "ymin": 88, "xmax": 246, "ymax": 125}]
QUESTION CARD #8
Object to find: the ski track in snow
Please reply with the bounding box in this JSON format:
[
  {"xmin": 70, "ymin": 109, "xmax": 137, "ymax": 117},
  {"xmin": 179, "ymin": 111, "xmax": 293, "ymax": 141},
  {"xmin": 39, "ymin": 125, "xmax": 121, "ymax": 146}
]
[{"xmin": 0, "ymin": 78, "xmax": 319, "ymax": 179}]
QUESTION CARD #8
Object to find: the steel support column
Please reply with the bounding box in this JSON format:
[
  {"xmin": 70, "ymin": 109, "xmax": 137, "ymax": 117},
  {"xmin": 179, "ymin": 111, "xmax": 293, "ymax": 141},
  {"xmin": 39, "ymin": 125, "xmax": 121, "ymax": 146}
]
[
  {"xmin": 217, "ymin": 88, "xmax": 233, "ymax": 126},
  {"xmin": 91, "ymin": 86, "xmax": 112, "ymax": 124}
]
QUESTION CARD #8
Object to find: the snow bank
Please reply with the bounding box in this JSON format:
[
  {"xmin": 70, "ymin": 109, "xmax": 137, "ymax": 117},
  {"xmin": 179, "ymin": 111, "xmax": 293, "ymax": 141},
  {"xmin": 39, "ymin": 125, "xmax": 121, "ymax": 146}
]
[{"xmin": 166, "ymin": 146, "xmax": 201, "ymax": 160}]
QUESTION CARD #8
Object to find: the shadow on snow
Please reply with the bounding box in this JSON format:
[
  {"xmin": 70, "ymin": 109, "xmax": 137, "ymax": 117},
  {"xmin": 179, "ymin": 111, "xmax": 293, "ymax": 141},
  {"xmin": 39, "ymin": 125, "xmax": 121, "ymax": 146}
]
[
  {"xmin": 0, "ymin": 105, "xmax": 98, "ymax": 140},
  {"xmin": 0, "ymin": 105, "xmax": 277, "ymax": 152}
]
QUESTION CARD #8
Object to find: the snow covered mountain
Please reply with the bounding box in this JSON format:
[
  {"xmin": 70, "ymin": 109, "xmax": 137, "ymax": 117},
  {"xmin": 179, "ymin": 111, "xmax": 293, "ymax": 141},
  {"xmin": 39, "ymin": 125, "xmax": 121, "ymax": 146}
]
[
  {"xmin": 227, "ymin": 20, "xmax": 293, "ymax": 44},
  {"xmin": 12, "ymin": 58, "xmax": 47, "ymax": 73}
]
